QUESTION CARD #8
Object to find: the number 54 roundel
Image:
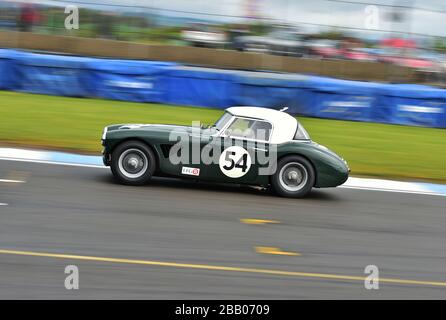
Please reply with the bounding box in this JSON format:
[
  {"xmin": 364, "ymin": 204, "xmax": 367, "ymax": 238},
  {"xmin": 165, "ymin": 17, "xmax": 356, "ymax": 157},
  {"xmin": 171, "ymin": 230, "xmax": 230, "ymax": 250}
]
[{"xmin": 219, "ymin": 146, "xmax": 252, "ymax": 178}]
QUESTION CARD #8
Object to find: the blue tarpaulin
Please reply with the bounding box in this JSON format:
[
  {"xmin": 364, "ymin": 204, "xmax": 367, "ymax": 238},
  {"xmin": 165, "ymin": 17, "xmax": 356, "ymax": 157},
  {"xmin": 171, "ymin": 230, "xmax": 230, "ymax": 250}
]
[
  {"xmin": 164, "ymin": 67, "xmax": 238, "ymax": 109},
  {"xmin": 0, "ymin": 49, "xmax": 24, "ymax": 90},
  {"xmin": 234, "ymin": 72, "xmax": 311, "ymax": 114},
  {"xmin": 0, "ymin": 49, "xmax": 13, "ymax": 89},
  {"xmin": 374, "ymin": 84, "xmax": 446, "ymax": 128},
  {"xmin": 84, "ymin": 59, "xmax": 176, "ymax": 103},
  {"xmin": 303, "ymin": 76, "xmax": 386, "ymax": 122},
  {"xmin": 13, "ymin": 52, "xmax": 93, "ymax": 96},
  {"xmin": 1, "ymin": 48, "xmax": 446, "ymax": 128}
]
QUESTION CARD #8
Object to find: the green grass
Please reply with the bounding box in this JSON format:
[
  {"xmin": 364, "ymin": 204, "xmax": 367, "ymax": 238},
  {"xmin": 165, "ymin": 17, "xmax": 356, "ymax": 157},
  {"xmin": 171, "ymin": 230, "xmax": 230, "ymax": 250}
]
[{"xmin": 1, "ymin": 91, "xmax": 446, "ymax": 183}]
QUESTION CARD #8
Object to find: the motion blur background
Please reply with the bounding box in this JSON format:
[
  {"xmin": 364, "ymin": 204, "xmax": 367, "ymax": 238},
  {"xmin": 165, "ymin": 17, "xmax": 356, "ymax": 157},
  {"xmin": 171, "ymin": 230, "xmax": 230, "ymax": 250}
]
[
  {"xmin": 2, "ymin": 0, "xmax": 446, "ymax": 300},
  {"xmin": 2, "ymin": 0, "xmax": 446, "ymax": 81},
  {"xmin": 0, "ymin": 0, "xmax": 446, "ymax": 182}
]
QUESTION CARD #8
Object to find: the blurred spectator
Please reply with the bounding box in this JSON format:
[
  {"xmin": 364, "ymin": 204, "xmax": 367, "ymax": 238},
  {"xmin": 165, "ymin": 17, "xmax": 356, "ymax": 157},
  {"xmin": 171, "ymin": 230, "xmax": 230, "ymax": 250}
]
[{"xmin": 18, "ymin": 3, "xmax": 40, "ymax": 32}]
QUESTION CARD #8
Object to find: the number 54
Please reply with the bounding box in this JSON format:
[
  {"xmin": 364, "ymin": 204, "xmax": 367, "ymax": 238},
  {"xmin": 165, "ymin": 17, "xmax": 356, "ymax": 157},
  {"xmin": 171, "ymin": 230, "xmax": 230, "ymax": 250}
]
[{"xmin": 223, "ymin": 151, "xmax": 248, "ymax": 172}]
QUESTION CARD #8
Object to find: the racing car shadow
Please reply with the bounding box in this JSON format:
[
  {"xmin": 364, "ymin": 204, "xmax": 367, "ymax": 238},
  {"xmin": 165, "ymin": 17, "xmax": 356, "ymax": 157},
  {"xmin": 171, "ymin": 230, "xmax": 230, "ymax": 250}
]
[{"xmin": 100, "ymin": 174, "xmax": 339, "ymax": 201}]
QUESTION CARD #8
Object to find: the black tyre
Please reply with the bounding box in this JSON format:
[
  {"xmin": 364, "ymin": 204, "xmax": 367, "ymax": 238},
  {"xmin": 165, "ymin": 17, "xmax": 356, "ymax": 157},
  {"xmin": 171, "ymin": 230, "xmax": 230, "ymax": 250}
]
[
  {"xmin": 111, "ymin": 141, "xmax": 156, "ymax": 186},
  {"xmin": 271, "ymin": 155, "xmax": 315, "ymax": 198}
]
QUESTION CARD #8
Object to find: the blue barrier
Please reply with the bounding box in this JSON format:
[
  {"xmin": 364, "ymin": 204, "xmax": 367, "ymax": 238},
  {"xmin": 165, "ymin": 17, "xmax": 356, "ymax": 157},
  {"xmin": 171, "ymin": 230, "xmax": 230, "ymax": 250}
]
[
  {"xmin": 375, "ymin": 84, "xmax": 446, "ymax": 128},
  {"xmin": 164, "ymin": 67, "xmax": 238, "ymax": 109},
  {"xmin": 302, "ymin": 76, "xmax": 386, "ymax": 122},
  {"xmin": 12, "ymin": 52, "xmax": 93, "ymax": 97},
  {"xmin": 85, "ymin": 59, "xmax": 176, "ymax": 103},
  {"xmin": 234, "ymin": 72, "xmax": 312, "ymax": 115},
  {"xmin": 0, "ymin": 49, "xmax": 23, "ymax": 90},
  {"xmin": 1, "ymin": 48, "xmax": 446, "ymax": 128},
  {"xmin": 0, "ymin": 49, "xmax": 11, "ymax": 89}
]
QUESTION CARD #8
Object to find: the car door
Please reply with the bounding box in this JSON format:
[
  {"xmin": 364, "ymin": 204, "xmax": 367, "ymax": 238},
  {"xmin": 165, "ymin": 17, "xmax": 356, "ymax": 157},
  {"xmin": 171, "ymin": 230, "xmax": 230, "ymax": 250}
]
[
  {"xmin": 201, "ymin": 117, "xmax": 273, "ymax": 185},
  {"xmin": 180, "ymin": 127, "xmax": 213, "ymax": 178}
]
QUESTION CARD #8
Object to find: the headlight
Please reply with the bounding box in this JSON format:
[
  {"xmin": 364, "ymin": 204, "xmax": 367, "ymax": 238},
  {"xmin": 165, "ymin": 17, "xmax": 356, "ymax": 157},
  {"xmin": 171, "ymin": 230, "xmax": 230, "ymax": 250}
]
[
  {"xmin": 342, "ymin": 159, "xmax": 350, "ymax": 172},
  {"xmin": 102, "ymin": 127, "xmax": 108, "ymax": 140}
]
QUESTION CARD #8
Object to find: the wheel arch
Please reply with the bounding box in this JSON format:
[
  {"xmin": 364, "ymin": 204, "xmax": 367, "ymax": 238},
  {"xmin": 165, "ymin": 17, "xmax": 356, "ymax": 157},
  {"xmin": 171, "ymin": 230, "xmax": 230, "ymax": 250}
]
[
  {"xmin": 272, "ymin": 153, "xmax": 318, "ymax": 187},
  {"xmin": 110, "ymin": 138, "xmax": 160, "ymax": 171}
]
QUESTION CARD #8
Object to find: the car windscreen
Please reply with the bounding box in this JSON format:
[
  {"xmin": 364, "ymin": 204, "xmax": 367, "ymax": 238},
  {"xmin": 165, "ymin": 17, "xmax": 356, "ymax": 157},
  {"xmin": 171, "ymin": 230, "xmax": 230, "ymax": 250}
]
[{"xmin": 214, "ymin": 112, "xmax": 232, "ymax": 131}]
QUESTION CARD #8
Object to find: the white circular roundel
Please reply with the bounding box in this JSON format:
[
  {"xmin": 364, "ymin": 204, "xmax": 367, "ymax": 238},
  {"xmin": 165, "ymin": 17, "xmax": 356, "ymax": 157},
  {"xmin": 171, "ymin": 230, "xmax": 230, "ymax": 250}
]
[{"xmin": 219, "ymin": 146, "xmax": 252, "ymax": 178}]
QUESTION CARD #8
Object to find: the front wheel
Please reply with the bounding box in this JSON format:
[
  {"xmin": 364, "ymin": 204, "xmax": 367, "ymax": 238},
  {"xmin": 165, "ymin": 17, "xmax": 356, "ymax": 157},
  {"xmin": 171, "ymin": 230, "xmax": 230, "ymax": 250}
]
[
  {"xmin": 271, "ymin": 155, "xmax": 315, "ymax": 198},
  {"xmin": 111, "ymin": 141, "xmax": 156, "ymax": 186}
]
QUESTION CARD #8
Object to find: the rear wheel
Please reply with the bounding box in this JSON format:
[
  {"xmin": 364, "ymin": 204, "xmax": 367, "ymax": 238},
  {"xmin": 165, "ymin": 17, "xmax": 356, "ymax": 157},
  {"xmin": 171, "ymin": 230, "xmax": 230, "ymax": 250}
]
[
  {"xmin": 111, "ymin": 141, "xmax": 156, "ymax": 185},
  {"xmin": 271, "ymin": 155, "xmax": 315, "ymax": 198}
]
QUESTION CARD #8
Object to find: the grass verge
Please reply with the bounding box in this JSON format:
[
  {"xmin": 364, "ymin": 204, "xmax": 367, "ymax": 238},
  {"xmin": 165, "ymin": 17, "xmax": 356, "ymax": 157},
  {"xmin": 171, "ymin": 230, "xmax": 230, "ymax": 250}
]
[{"xmin": 1, "ymin": 91, "xmax": 445, "ymax": 183}]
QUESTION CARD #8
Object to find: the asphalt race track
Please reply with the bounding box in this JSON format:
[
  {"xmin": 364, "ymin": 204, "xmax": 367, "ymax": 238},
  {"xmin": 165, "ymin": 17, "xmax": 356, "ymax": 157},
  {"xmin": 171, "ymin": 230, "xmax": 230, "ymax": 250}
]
[{"xmin": 1, "ymin": 158, "xmax": 446, "ymax": 299}]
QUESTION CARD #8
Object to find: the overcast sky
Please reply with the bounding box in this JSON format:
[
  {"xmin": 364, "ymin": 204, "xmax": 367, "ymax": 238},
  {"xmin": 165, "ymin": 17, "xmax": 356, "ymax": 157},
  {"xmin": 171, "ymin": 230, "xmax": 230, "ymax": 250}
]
[
  {"xmin": 149, "ymin": 0, "xmax": 446, "ymax": 38},
  {"xmin": 16, "ymin": 0, "xmax": 446, "ymax": 38}
]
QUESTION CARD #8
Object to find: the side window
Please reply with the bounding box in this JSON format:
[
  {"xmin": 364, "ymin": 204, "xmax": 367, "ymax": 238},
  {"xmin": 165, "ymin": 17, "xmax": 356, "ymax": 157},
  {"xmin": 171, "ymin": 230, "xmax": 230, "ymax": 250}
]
[
  {"xmin": 224, "ymin": 118, "xmax": 254, "ymax": 139},
  {"xmin": 251, "ymin": 120, "xmax": 272, "ymax": 141},
  {"xmin": 224, "ymin": 118, "xmax": 272, "ymax": 141},
  {"xmin": 294, "ymin": 122, "xmax": 310, "ymax": 140}
]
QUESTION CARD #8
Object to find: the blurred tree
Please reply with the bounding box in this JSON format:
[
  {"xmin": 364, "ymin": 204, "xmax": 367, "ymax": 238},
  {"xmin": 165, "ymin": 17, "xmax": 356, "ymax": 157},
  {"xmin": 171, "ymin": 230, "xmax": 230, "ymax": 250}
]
[
  {"xmin": 249, "ymin": 21, "xmax": 271, "ymax": 35},
  {"xmin": 433, "ymin": 37, "xmax": 446, "ymax": 53}
]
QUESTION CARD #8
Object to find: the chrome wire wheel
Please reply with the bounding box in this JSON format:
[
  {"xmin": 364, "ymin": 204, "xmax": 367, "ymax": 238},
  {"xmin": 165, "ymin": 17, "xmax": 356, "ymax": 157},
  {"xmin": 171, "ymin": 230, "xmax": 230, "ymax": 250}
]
[
  {"xmin": 278, "ymin": 162, "xmax": 308, "ymax": 192},
  {"xmin": 118, "ymin": 148, "xmax": 148, "ymax": 179}
]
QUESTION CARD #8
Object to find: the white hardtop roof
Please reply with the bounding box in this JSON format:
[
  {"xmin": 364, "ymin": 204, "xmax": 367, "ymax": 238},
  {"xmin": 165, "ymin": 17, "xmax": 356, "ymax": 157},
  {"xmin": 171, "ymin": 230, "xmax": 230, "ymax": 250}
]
[{"xmin": 226, "ymin": 106, "xmax": 298, "ymax": 144}]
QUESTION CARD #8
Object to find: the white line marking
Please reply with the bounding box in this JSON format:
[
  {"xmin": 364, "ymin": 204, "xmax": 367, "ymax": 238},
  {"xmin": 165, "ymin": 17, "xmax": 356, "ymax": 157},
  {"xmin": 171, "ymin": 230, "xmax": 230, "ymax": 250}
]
[
  {"xmin": 0, "ymin": 157, "xmax": 106, "ymax": 169},
  {"xmin": 339, "ymin": 185, "xmax": 446, "ymax": 197},
  {"xmin": 0, "ymin": 179, "xmax": 26, "ymax": 184},
  {"xmin": 0, "ymin": 148, "xmax": 47, "ymax": 160},
  {"xmin": 0, "ymin": 203, "xmax": 8, "ymax": 206},
  {"xmin": 1, "ymin": 151, "xmax": 446, "ymax": 197}
]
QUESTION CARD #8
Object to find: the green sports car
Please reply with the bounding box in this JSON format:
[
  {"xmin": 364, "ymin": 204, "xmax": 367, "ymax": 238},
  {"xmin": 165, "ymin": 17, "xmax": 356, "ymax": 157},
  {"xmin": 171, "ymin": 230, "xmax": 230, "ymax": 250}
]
[{"xmin": 101, "ymin": 106, "xmax": 349, "ymax": 198}]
